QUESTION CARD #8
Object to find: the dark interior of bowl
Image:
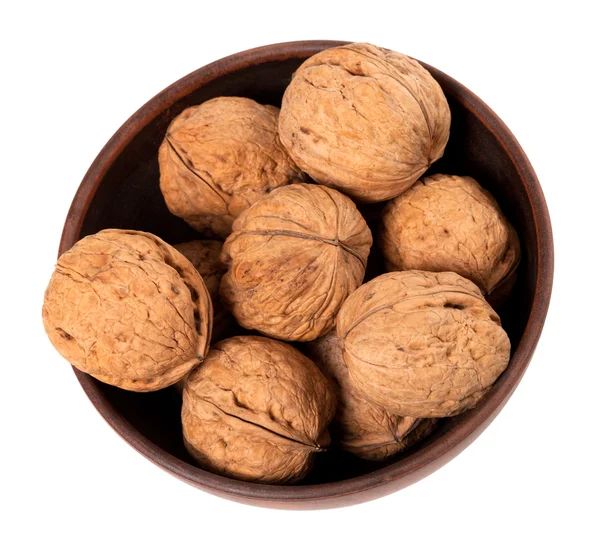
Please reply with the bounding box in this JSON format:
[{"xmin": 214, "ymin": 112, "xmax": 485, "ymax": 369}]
[{"xmin": 75, "ymin": 54, "xmax": 538, "ymax": 486}]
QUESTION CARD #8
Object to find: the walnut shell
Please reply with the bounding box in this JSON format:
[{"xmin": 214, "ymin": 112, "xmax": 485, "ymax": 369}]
[
  {"xmin": 380, "ymin": 174, "xmax": 521, "ymax": 296},
  {"xmin": 278, "ymin": 43, "xmax": 451, "ymax": 203},
  {"xmin": 42, "ymin": 229, "xmax": 213, "ymax": 391},
  {"xmin": 220, "ymin": 183, "xmax": 372, "ymax": 341},
  {"xmin": 173, "ymin": 240, "xmax": 235, "ymax": 343},
  {"xmin": 337, "ymin": 271, "xmax": 510, "ymax": 417},
  {"xmin": 182, "ymin": 336, "xmax": 336, "ymax": 484},
  {"xmin": 159, "ymin": 97, "xmax": 305, "ymax": 237},
  {"xmin": 305, "ymin": 332, "xmax": 437, "ymax": 461},
  {"xmin": 173, "ymin": 240, "xmax": 225, "ymax": 300}
]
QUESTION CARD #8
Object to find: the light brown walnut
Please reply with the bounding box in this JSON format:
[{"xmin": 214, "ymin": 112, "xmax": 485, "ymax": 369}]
[
  {"xmin": 337, "ymin": 270, "xmax": 510, "ymax": 417},
  {"xmin": 159, "ymin": 97, "xmax": 305, "ymax": 238},
  {"xmin": 220, "ymin": 183, "xmax": 372, "ymax": 341},
  {"xmin": 182, "ymin": 336, "xmax": 336, "ymax": 484},
  {"xmin": 174, "ymin": 240, "xmax": 235, "ymax": 343},
  {"xmin": 173, "ymin": 240, "xmax": 226, "ymax": 301},
  {"xmin": 42, "ymin": 229, "xmax": 213, "ymax": 391},
  {"xmin": 380, "ymin": 174, "xmax": 520, "ymax": 296},
  {"xmin": 305, "ymin": 332, "xmax": 436, "ymax": 461},
  {"xmin": 279, "ymin": 43, "xmax": 450, "ymax": 203}
]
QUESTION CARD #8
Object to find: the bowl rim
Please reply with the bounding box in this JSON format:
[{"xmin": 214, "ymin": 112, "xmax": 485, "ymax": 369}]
[{"xmin": 59, "ymin": 40, "xmax": 554, "ymax": 508}]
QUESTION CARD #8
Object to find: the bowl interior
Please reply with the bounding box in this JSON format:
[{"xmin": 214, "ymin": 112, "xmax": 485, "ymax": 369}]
[{"xmin": 72, "ymin": 47, "xmax": 539, "ymax": 489}]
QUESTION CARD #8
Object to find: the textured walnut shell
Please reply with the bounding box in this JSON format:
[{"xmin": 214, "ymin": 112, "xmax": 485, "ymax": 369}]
[
  {"xmin": 173, "ymin": 240, "xmax": 225, "ymax": 300},
  {"xmin": 220, "ymin": 183, "xmax": 372, "ymax": 341},
  {"xmin": 337, "ymin": 271, "xmax": 510, "ymax": 417},
  {"xmin": 305, "ymin": 332, "xmax": 436, "ymax": 461},
  {"xmin": 174, "ymin": 240, "xmax": 235, "ymax": 342},
  {"xmin": 278, "ymin": 43, "xmax": 451, "ymax": 203},
  {"xmin": 380, "ymin": 174, "xmax": 520, "ymax": 296},
  {"xmin": 182, "ymin": 336, "xmax": 336, "ymax": 484},
  {"xmin": 159, "ymin": 97, "xmax": 305, "ymax": 237},
  {"xmin": 42, "ymin": 230, "xmax": 213, "ymax": 391}
]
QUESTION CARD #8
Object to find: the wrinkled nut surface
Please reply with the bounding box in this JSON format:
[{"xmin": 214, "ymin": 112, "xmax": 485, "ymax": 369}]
[
  {"xmin": 279, "ymin": 43, "xmax": 451, "ymax": 203},
  {"xmin": 174, "ymin": 240, "xmax": 235, "ymax": 343},
  {"xmin": 174, "ymin": 240, "xmax": 226, "ymax": 301},
  {"xmin": 306, "ymin": 332, "xmax": 436, "ymax": 461},
  {"xmin": 42, "ymin": 229, "xmax": 213, "ymax": 391},
  {"xmin": 380, "ymin": 174, "xmax": 521, "ymax": 296},
  {"xmin": 159, "ymin": 97, "xmax": 305, "ymax": 237},
  {"xmin": 337, "ymin": 271, "xmax": 510, "ymax": 417},
  {"xmin": 182, "ymin": 336, "xmax": 336, "ymax": 484},
  {"xmin": 220, "ymin": 183, "xmax": 373, "ymax": 341}
]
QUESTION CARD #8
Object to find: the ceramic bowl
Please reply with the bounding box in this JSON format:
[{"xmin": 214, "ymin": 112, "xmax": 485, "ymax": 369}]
[{"xmin": 58, "ymin": 40, "xmax": 553, "ymax": 509}]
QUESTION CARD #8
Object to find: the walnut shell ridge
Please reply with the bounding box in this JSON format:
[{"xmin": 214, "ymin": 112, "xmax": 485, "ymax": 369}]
[
  {"xmin": 279, "ymin": 43, "xmax": 451, "ymax": 203},
  {"xmin": 380, "ymin": 174, "xmax": 520, "ymax": 296},
  {"xmin": 42, "ymin": 229, "xmax": 213, "ymax": 391},
  {"xmin": 337, "ymin": 271, "xmax": 510, "ymax": 417},
  {"xmin": 182, "ymin": 336, "xmax": 336, "ymax": 484},
  {"xmin": 159, "ymin": 97, "xmax": 305, "ymax": 238},
  {"xmin": 305, "ymin": 332, "xmax": 437, "ymax": 461},
  {"xmin": 220, "ymin": 183, "xmax": 373, "ymax": 341}
]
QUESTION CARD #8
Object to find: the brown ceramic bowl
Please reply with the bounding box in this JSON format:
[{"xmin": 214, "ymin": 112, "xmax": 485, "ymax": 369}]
[{"xmin": 58, "ymin": 40, "xmax": 553, "ymax": 509}]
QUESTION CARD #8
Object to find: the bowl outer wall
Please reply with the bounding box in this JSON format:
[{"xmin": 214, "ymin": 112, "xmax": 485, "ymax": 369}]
[{"xmin": 57, "ymin": 40, "xmax": 554, "ymax": 509}]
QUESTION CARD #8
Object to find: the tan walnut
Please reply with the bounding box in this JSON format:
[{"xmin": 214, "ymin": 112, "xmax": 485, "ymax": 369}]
[
  {"xmin": 278, "ymin": 42, "xmax": 451, "ymax": 203},
  {"xmin": 220, "ymin": 183, "xmax": 373, "ymax": 341},
  {"xmin": 174, "ymin": 240, "xmax": 234, "ymax": 342},
  {"xmin": 380, "ymin": 174, "xmax": 520, "ymax": 296},
  {"xmin": 182, "ymin": 336, "xmax": 336, "ymax": 484},
  {"xmin": 337, "ymin": 270, "xmax": 510, "ymax": 417},
  {"xmin": 159, "ymin": 97, "xmax": 305, "ymax": 238},
  {"xmin": 305, "ymin": 331, "xmax": 437, "ymax": 461},
  {"xmin": 42, "ymin": 229, "xmax": 213, "ymax": 392},
  {"xmin": 174, "ymin": 240, "xmax": 226, "ymax": 301}
]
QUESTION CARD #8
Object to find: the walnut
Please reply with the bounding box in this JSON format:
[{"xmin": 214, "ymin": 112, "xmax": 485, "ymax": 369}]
[
  {"xmin": 174, "ymin": 240, "xmax": 234, "ymax": 342},
  {"xmin": 220, "ymin": 183, "xmax": 372, "ymax": 341},
  {"xmin": 159, "ymin": 97, "xmax": 305, "ymax": 238},
  {"xmin": 42, "ymin": 229, "xmax": 213, "ymax": 391},
  {"xmin": 182, "ymin": 336, "xmax": 336, "ymax": 484},
  {"xmin": 337, "ymin": 271, "xmax": 510, "ymax": 417},
  {"xmin": 278, "ymin": 43, "xmax": 451, "ymax": 203},
  {"xmin": 305, "ymin": 332, "xmax": 437, "ymax": 461},
  {"xmin": 380, "ymin": 174, "xmax": 520, "ymax": 296},
  {"xmin": 173, "ymin": 240, "xmax": 225, "ymax": 301}
]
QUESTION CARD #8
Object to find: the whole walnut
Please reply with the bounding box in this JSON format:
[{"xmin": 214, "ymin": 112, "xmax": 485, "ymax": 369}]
[
  {"xmin": 337, "ymin": 271, "xmax": 510, "ymax": 417},
  {"xmin": 305, "ymin": 332, "xmax": 437, "ymax": 461},
  {"xmin": 173, "ymin": 240, "xmax": 226, "ymax": 300},
  {"xmin": 182, "ymin": 336, "xmax": 336, "ymax": 484},
  {"xmin": 174, "ymin": 240, "xmax": 235, "ymax": 342},
  {"xmin": 159, "ymin": 97, "xmax": 305, "ymax": 238},
  {"xmin": 220, "ymin": 183, "xmax": 372, "ymax": 341},
  {"xmin": 380, "ymin": 174, "xmax": 520, "ymax": 296},
  {"xmin": 42, "ymin": 229, "xmax": 213, "ymax": 391},
  {"xmin": 278, "ymin": 43, "xmax": 451, "ymax": 203}
]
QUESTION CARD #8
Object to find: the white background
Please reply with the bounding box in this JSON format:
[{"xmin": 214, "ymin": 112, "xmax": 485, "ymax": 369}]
[{"xmin": 2, "ymin": 1, "xmax": 598, "ymax": 539}]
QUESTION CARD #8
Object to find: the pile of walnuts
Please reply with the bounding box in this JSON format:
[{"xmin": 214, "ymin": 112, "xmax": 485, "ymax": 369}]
[{"xmin": 43, "ymin": 43, "xmax": 519, "ymax": 485}]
